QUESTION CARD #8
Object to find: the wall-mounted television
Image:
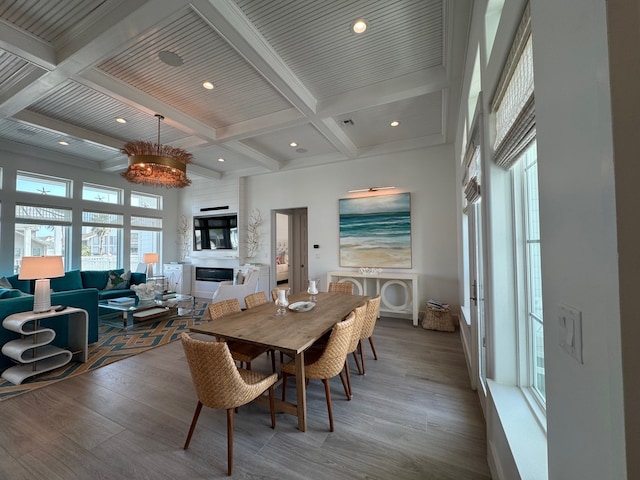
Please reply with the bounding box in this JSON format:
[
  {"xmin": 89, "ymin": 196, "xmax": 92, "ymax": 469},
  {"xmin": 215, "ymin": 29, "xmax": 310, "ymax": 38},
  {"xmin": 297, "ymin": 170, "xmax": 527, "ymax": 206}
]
[{"xmin": 193, "ymin": 214, "xmax": 238, "ymax": 251}]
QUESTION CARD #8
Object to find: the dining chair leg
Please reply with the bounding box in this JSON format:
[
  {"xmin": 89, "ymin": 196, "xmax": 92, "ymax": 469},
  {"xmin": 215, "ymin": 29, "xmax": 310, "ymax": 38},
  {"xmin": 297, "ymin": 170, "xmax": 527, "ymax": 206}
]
[
  {"xmin": 351, "ymin": 350, "xmax": 363, "ymax": 375},
  {"xmin": 226, "ymin": 408, "xmax": 234, "ymax": 476},
  {"xmin": 341, "ymin": 363, "xmax": 352, "ymax": 399},
  {"xmin": 322, "ymin": 378, "xmax": 334, "ymax": 432},
  {"xmin": 281, "ymin": 372, "xmax": 289, "ymax": 401},
  {"xmin": 358, "ymin": 341, "xmax": 367, "ymax": 375},
  {"xmin": 368, "ymin": 336, "xmax": 378, "ymax": 360},
  {"xmin": 183, "ymin": 401, "xmax": 203, "ymax": 449},
  {"xmin": 268, "ymin": 385, "xmax": 276, "ymax": 428}
]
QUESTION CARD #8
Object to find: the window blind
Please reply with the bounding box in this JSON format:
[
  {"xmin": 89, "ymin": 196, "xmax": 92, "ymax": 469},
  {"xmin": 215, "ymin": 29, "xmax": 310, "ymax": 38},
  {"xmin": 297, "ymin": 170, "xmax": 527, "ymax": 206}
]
[
  {"xmin": 462, "ymin": 142, "xmax": 481, "ymax": 204},
  {"xmin": 491, "ymin": 3, "xmax": 535, "ymax": 170}
]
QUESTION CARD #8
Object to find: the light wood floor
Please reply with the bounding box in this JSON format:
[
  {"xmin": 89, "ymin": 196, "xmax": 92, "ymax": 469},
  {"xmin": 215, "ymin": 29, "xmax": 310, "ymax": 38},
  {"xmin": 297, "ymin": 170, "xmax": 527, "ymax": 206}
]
[{"xmin": 0, "ymin": 316, "xmax": 491, "ymax": 479}]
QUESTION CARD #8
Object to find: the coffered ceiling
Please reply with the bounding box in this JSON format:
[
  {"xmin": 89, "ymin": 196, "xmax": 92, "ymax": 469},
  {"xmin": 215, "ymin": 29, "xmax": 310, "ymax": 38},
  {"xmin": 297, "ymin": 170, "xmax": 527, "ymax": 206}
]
[{"xmin": 0, "ymin": 0, "xmax": 471, "ymax": 180}]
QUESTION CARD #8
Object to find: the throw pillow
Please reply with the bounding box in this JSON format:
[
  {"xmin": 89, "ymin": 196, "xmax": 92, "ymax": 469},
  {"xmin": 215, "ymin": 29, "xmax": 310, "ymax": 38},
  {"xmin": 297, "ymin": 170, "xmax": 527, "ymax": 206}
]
[
  {"xmin": 0, "ymin": 287, "xmax": 22, "ymax": 299},
  {"xmin": 0, "ymin": 276, "xmax": 12, "ymax": 289},
  {"xmin": 235, "ymin": 271, "xmax": 244, "ymax": 285},
  {"xmin": 120, "ymin": 270, "xmax": 132, "ymax": 288},
  {"xmin": 104, "ymin": 270, "xmax": 129, "ymax": 290}
]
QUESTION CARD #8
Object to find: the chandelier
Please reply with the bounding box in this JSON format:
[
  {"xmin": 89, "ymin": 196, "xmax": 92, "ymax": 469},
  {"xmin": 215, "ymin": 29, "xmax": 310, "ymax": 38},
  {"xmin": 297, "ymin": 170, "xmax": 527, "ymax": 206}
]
[{"xmin": 121, "ymin": 114, "xmax": 192, "ymax": 188}]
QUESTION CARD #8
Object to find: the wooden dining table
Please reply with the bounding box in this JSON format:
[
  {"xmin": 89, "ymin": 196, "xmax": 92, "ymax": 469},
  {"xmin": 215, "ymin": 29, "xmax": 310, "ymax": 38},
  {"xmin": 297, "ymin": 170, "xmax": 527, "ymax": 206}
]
[{"xmin": 189, "ymin": 291, "xmax": 368, "ymax": 431}]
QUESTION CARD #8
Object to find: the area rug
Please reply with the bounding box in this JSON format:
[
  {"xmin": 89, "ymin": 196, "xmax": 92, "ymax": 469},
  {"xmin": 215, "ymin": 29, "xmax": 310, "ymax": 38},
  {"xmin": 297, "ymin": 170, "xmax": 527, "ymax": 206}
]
[{"xmin": 0, "ymin": 299, "xmax": 209, "ymax": 402}]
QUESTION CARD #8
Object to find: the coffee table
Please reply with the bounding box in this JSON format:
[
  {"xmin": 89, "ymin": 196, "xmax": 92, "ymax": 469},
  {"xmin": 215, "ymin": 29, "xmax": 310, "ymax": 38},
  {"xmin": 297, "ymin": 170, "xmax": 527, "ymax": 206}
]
[{"xmin": 99, "ymin": 294, "xmax": 193, "ymax": 329}]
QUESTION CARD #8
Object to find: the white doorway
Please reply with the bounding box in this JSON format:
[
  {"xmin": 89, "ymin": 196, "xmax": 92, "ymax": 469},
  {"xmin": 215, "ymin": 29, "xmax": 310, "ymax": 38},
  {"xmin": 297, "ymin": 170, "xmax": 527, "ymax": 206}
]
[{"xmin": 272, "ymin": 208, "xmax": 307, "ymax": 293}]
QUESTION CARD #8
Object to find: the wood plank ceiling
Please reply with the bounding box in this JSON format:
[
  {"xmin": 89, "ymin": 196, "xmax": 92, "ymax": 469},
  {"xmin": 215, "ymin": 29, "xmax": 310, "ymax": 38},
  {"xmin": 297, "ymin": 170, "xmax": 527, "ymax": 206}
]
[{"xmin": 0, "ymin": 0, "xmax": 471, "ymax": 179}]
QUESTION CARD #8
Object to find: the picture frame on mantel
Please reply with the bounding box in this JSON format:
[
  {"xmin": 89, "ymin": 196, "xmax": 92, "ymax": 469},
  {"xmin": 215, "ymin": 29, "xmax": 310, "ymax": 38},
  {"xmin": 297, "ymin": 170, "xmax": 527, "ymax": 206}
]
[{"xmin": 339, "ymin": 192, "xmax": 412, "ymax": 268}]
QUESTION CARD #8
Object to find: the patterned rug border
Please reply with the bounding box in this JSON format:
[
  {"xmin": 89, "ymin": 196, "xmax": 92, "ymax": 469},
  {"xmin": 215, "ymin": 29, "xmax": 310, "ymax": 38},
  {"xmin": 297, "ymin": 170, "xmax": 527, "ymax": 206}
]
[{"xmin": 0, "ymin": 301, "xmax": 209, "ymax": 401}]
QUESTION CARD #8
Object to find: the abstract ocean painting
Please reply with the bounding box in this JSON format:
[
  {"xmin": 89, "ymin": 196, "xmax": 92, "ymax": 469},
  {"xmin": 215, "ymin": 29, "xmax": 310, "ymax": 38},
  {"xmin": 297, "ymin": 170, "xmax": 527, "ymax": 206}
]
[{"xmin": 339, "ymin": 192, "xmax": 411, "ymax": 268}]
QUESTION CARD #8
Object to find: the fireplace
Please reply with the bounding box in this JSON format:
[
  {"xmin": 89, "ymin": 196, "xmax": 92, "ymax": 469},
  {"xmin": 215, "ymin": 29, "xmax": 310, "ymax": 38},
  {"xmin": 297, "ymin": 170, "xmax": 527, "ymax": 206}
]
[{"xmin": 195, "ymin": 267, "xmax": 234, "ymax": 283}]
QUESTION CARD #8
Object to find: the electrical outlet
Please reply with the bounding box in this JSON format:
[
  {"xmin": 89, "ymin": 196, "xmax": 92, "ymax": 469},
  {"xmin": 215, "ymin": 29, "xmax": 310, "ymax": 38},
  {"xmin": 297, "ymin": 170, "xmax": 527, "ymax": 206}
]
[{"xmin": 558, "ymin": 304, "xmax": 583, "ymax": 364}]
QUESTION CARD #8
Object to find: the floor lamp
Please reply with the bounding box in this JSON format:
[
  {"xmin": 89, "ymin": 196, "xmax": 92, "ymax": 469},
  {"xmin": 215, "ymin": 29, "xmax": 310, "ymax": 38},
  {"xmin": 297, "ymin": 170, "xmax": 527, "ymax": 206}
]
[{"xmin": 19, "ymin": 256, "xmax": 65, "ymax": 313}]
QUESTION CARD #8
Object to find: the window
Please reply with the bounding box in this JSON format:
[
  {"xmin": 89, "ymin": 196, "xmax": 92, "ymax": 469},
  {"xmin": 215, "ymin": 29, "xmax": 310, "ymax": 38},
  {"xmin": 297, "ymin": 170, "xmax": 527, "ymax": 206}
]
[
  {"xmin": 16, "ymin": 171, "xmax": 71, "ymax": 198},
  {"xmin": 81, "ymin": 210, "xmax": 123, "ymax": 270},
  {"xmin": 523, "ymin": 144, "xmax": 544, "ymax": 400},
  {"xmin": 82, "ymin": 183, "xmax": 123, "ymax": 204},
  {"xmin": 490, "ymin": 4, "xmax": 544, "ymax": 404},
  {"xmin": 131, "ymin": 191, "xmax": 162, "ymax": 209},
  {"xmin": 130, "ymin": 215, "xmax": 162, "ymax": 267},
  {"xmin": 15, "ymin": 204, "xmax": 72, "ymax": 273}
]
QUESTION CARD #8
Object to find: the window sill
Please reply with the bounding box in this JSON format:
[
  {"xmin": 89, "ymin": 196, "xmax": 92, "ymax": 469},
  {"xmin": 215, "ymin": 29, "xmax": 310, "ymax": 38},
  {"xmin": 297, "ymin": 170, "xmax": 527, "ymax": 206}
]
[{"xmin": 487, "ymin": 380, "xmax": 548, "ymax": 480}]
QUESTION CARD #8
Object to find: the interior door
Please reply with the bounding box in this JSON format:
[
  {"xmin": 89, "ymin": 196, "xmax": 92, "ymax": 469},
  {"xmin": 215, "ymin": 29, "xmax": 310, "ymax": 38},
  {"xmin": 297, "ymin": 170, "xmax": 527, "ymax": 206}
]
[
  {"xmin": 272, "ymin": 207, "xmax": 308, "ymax": 294},
  {"xmin": 468, "ymin": 202, "xmax": 487, "ymax": 407},
  {"xmin": 288, "ymin": 208, "xmax": 307, "ymax": 293}
]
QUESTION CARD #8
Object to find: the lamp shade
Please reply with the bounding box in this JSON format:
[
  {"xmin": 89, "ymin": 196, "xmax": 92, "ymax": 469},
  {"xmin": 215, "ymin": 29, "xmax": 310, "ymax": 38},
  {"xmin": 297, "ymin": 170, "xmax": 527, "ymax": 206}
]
[
  {"xmin": 18, "ymin": 256, "xmax": 64, "ymax": 313},
  {"xmin": 143, "ymin": 253, "xmax": 159, "ymax": 263},
  {"xmin": 18, "ymin": 256, "xmax": 64, "ymax": 280}
]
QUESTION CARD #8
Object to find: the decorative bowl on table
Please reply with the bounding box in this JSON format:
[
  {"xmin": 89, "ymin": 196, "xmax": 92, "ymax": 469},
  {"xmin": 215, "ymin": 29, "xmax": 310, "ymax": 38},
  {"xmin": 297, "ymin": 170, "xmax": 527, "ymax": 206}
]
[
  {"xmin": 288, "ymin": 301, "xmax": 316, "ymax": 312},
  {"xmin": 131, "ymin": 283, "xmax": 159, "ymax": 301}
]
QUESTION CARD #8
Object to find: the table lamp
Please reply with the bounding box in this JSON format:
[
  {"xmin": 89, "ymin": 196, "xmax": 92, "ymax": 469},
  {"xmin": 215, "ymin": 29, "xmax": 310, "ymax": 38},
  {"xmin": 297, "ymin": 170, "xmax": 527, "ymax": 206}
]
[
  {"xmin": 18, "ymin": 255, "xmax": 65, "ymax": 313},
  {"xmin": 143, "ymin": 252, "xmax": 159, "ymax": 278}
]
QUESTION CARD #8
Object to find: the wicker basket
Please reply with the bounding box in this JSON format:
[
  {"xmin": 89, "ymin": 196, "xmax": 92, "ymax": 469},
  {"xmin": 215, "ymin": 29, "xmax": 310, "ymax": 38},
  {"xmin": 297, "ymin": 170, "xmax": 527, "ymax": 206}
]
[{"xmin": 422, "ymin": 305, "xmax": 455, "ymax": 332}]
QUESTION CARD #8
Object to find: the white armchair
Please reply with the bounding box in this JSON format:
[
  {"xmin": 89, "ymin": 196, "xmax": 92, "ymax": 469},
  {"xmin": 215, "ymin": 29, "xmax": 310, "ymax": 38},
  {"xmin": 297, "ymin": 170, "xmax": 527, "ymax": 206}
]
[{"xmin": 211, "ymin": 268, "xmax": 261, "ymax": 309}]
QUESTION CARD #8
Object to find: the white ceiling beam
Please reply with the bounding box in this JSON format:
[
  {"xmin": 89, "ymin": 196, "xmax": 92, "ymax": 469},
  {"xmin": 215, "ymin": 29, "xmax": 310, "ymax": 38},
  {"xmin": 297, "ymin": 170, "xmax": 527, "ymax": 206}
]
[
  {"xmin": 0, "ymin": 18, "xmax": 56, "ymax": 69},
  {"xmin": 0, "ymin": 138, "xmax": 102, "ymax": 169},
  {"xmin": 224, "ymin": 140, "xmax": 281, "ymax": 172},
  {"xmin": 317, "ymin": 68, "xmax": 449, "ymax": 118},
  {"xmin": 314, "ymin": 118, "xmax": 359, "ymax": 159},
  {"xmin": 80, "ymin": 68, "xmax": 218, "ymax": 141},
  {"xmin": 187, "ymin": 163, "xmax": 223, "ymax": 180},
  {"xmin": 191, "ymin": 0, "xmax": 317, "ymax": 116},
  {"xmin": 214, "ymin": 108, "xmax": 304, "ymax": 142},
  {"xmin": 13, "ymin": 110, "xmax": 124, "ymax": 150}
]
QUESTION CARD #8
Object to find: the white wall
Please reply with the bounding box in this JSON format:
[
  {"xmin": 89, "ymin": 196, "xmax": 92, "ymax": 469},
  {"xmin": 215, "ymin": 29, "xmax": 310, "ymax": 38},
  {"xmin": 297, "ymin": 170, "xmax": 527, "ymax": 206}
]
[
  {"xmin": 454, "ymin": 0, "xmax": 630, "ymax": 478},
  {"xmin": 530, "ymin": 1, "xmax": 625, "ymax": 478},
  {"xmin": 242, "ymin": 146, "xmax": 459, "ymax": 312}
]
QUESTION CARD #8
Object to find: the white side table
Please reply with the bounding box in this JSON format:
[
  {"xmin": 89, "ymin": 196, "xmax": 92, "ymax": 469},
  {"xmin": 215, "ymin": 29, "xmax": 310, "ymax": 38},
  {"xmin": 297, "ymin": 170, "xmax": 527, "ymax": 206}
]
[
  {"xmin": 326, "ymin": 271, "xmax": 420, "ymax": 326},
  {"xmin": 1, "ymin": 306, "xmax": 88, "ymax": 385}
]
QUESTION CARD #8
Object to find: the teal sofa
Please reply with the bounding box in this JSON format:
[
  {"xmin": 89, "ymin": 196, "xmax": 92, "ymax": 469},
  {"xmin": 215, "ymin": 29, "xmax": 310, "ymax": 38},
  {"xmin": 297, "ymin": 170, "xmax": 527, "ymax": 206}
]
[{"xmin": 0, "ymin": 268, "xmax": 146, "ymax": 373}]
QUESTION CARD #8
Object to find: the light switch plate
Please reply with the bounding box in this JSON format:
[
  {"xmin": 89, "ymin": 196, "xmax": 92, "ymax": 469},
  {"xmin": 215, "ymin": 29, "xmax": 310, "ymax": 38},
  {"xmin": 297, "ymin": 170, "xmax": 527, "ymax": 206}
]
[{"xmin": 558, "ymin": 304, "xmax": 583, "ymax": 364}]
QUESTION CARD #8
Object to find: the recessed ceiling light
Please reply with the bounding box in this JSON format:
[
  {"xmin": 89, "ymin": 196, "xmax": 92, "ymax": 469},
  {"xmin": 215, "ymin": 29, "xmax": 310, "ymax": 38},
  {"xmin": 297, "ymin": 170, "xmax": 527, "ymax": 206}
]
[
  {"xmin": 352, "ymin": 19, "xmax": 367, "ymax": 34},
  {"xmin": 158, "ymin": 50, "xmax": 184, "ymax": 67},
  {"xmin": 203, "ymin": 81, "xmax": 214, "ymax": 90},
  {"xmin": 116, "ymin": 117, "xmax": 127, "ymax": 124},
  {"xmin": 58, "ymin": 140, "xmax": 69, "ymax": 146},
  {"xmin": 218, "ymin": 158, "xmax": 225, "ymax": 162},
  {"xmin": 390, "ymin": 120, "xmax": 400, "ymax": 127},
  {"xmin": 289, "ymin": 142, "xmax": 298, "ymax": 147}
]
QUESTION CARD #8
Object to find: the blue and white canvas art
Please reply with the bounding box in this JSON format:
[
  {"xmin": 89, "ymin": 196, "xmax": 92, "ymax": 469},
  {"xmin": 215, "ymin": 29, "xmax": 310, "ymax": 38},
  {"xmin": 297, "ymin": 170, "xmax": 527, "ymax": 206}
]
[{"xmin": 339, "ymin": 192, "xmax": 411, "ymax": 268}]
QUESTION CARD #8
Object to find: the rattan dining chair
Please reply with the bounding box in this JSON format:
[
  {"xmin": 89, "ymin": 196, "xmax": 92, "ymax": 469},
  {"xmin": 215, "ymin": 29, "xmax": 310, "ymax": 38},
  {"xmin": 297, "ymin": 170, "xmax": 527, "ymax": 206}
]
[
  {"xmin": 358, "ymin": 295, "xmax": 381, "ymax": 374},
  {"xmin": 244, "ymin": 291, "xmax": 279, "ymax": 367},
  {"xmin": 280, "ymin": 312, "xmax": 355, "ymax": 432},
  {"xmin": 244, "ymin": 291, "xmax": 269, "ymax": 309},
  {"xmin": 180, "ymin": 333, "xmax": 277, "ymax": 476},
  {"xmin": 344, "ymin": 303, "xmax": 367, "ymax": 397},
  {"xmin": 208, "ymin": 298, "xmax": 274, "ymax": 372},
  {"xmin": 328, "ymin": 282, "xmax": 354, "ymax": 294}
]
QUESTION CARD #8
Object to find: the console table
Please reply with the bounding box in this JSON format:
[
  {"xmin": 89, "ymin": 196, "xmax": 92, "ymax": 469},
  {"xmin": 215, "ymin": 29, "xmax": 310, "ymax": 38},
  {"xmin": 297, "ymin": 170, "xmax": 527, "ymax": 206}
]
[
  {"xmin": 326, "ymin": 271, "xmax": 420, "ymax": 326},
  {"xmin": 1, "ymin": 307, "xmax": 88, "ymax": 385}
]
